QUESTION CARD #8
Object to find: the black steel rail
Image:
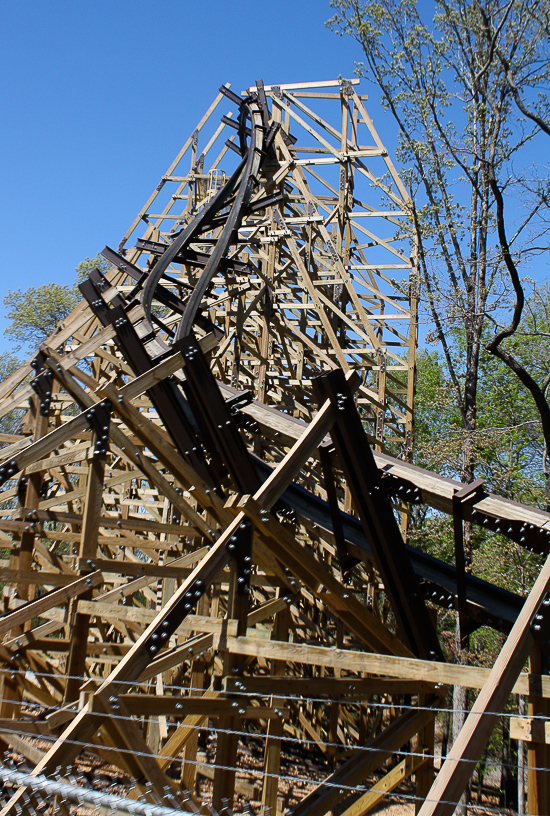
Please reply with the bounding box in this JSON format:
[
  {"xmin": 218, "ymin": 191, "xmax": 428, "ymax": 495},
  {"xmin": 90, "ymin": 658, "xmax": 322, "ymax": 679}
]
[{"xmin": 137, "ymin": 91, "xmax": 266, "ymax": 347}]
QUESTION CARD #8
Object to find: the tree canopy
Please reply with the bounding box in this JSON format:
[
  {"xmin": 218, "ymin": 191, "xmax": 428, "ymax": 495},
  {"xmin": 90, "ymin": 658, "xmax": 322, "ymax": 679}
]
[{"xmin": 2, "ymin": 254, "xmax": 109, "ymax": 354}]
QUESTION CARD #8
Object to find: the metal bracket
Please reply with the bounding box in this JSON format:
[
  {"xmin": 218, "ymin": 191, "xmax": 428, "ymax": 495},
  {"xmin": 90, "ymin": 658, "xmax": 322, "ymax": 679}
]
[
  {"xmin": 147, "ymin": 576, "xmax": 209, "ymax": 657},
  {"xmin": 379, "ymin": 471, "xmax": 422, "ymax": 503},
  {"xmin": 470, "ymin": 508, "xmax": 550, "ymax": 555},
  {"xmin": 30, "ymin": 370, "xmax": 54, "ymax": 417},
  {"xmin": 226, "ymin": 521, "xmax": 253, "ymax": 595},
  {"xmin": 532, "ymin": 597, "xmax": 550, "ymax": 671},
  {"xmin": 454, "ymin": 478, "xmax": 486, "ymax": 506},
  {"xmin": 84, "ymin": 400, "xmax": 111, "ymax": 458},
  {"xmin": 0, "ymin": 457, "xmax": 20, "ymax": 486},
  {"xmin": 30, "ymin": 349, "xmax": 49, "ymax": 376},
  {"xmin": 225, "ymin": 390, "xmax": 260, "ymax": 435}
]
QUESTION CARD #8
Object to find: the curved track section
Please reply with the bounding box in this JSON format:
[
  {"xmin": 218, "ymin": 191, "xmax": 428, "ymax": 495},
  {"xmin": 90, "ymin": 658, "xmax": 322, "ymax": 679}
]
[{"xmin": 139, "ymin": 93, "xmax": 266, "ymax": 346}]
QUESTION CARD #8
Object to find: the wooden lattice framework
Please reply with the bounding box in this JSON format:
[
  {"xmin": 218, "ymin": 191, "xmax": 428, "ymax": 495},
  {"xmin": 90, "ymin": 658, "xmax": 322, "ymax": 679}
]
[{"xmin": 0, "ymin": 79, "xmax": 549, "ymax": 816}]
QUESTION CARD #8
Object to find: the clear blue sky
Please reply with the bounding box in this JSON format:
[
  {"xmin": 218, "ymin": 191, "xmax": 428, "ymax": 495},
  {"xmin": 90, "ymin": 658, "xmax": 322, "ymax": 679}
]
[{"xmin": 0, "ymin": 0, "xmax": 379, "ymax": 352}]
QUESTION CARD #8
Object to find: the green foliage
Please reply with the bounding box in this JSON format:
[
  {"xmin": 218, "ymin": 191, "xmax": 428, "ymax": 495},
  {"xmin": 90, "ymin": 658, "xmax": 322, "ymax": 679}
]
[
  {"xmin": 0, "ymin": 351, "xmax": 24, "ymax": 440},
  {"xmin": 3, "ymin": 283, "xmax": 81, "ymax": 351},
  {"xmin": 409, "ymin": 283, "xmax": 549, "ymax": 660},
  {"xmin": 0, "ymin": 352, "xmax": 21, "ymax": 385},
  {"xmin": 3, "ymin": 252, "xmax": 108, "ymax": 353},
  {"xmin": 74, "ymin": 253, "xmax": 110, "ymax": 284}
]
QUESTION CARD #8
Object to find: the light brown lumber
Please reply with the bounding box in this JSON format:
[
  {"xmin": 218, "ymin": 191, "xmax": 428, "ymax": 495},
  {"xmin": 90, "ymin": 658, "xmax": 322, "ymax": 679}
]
[
  {"xmin": 224, "ymin": 636, "xmax": 550, "ymax": 698},
  {"xmin": 0, "ymin": 331, "xmax": 217, "ymax": 494},
  {"xmin": 290, "ymin": 704, "xmax": 440, "ymax": 816},
  {"xmin": 157, "ymin": 690, "xmax": 220, "ymax": 771},
  {"xmin": 417, "ymin": 552, "xmax": 550, "ymax": 816},
  {"xmin": 77, "ymin": 601, "xmax": 237, "ymax": 635},
  {"xmin": 0, "ymin": 571, "xmax": 103, "ymax": 636},
  {"xmin": 226, "ymin": 676, "xmax": 438, "ymax": 697},
  {"xmin": 3, "ymin": 619, "xmax": 65, "ymax": 650},
  {"xmin": 510, "ymin": 716, "xmax": 550, "ymax": 744},
  {"xmin": 45, "ymin": 355, "xmax": 217, "ymax": 540},
  {"xmin": 340, "ymin": 752, "xmax": 429, "ymax": 816},
  {"xmin": 77, "ymin": 557, "xmax": 197, "ymax": 580},
  {"xmin": 0, "ymin": 719, "xmax": 51, "ymax": 736},
  {"xmin": 375, "ymin": 451, "xmax": 550, "ymax": 532},
  {"xmin": 236, "ymin": 496, "xmax": 412, "ymax": 656},
  {"xmin": 102, "ymin": 331, "xmax": 218, "ymax": 401},
  {"xmin": 19, "ymin": 507, "xmax": 203, "ymax": 538},
  {"xmin": 0, "ymin": 570, "xmax": 92, "ymax": 587},
  {"xmin": 113, "ymin": 695, "xmax": 288, "ymax": 719}
]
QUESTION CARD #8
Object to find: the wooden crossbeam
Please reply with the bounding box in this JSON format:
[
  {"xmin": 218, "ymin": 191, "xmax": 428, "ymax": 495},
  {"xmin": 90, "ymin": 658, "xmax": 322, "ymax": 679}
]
[{"xmin": 0, "ymin": 571, "xmax": 103, "ymax": 637}]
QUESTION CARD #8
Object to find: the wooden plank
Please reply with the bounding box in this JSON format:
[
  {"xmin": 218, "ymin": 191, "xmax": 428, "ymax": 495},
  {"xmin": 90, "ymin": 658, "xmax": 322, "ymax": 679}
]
[
  {"xmin": 77, "ymin": 557, "xmax": 197, "ymax": 580},
  {"xmin": 340, "ymin": 752, "xmax": 429, "ymax": 816},
  {"xmin": 227, "ymin": 676, "xmax": 438, "ymax": 698},
  {"xmin": 0, "ymin": 570, "xmax": 88, "ymax": 587},
  {"xmin": 113, "ymin": 695, "xmax": 288, "ymax": 719},
  {"xmin": 225, "ymin": 636, "xmax": 550, "ymax": 698},
  {"xmin": 20, "ymin": 507, "xmax": 202, "ymax": 538},
  {"xmin": 100, "ymin": 331, "xmax": 218, "ymax": 402},
  {"xmin": 0, "ymin": 571, "xmax": 103, "ymax": 636},
  {"xmin": 510, "ymin": 716, "xmax": 550, "ymax": 744},
  {"xmin": 227, "ymin": 391, "xmax": 550, "ymax": 535},
  {"xmin": 77, "ymin": 601, "xmax": 238, "ymax": 635}
]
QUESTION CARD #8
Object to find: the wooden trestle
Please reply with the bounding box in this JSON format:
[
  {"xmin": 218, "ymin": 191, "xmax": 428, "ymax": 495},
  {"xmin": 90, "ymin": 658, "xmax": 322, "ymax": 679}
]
[{"xmin": 0, "ymin": 79, "xmax": 549, "ymax": 814}]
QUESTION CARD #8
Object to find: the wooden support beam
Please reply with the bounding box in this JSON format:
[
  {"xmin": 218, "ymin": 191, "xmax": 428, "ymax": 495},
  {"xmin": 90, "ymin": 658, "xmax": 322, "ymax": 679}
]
[
  {"xmin": 340, "ymin": 751, "xmax": 429, "ymax": 816},
  {"xmin": 417, "ymin": 552, "xmax": 550, "ymax": 816},
  {"xmin": 0, "ymin": 571, "xmax": 102, "ymax": 637},
  {"xmin": 510, "ymin": 716, "xmax": 550, "ymax": 744},
  {"xmin": 290, "ymin": 703, "xmax": 440, "ymax": 816},
  {"xmin": 224, "ymin": 635, "xmax": 550, "ymax": 697}
]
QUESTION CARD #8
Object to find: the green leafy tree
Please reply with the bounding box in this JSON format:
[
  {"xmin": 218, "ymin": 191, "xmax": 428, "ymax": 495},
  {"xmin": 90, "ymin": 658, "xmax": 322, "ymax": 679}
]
[
  {"xmin": 328, "ymin": 0, "xmax": 550, "ymax": 515},
  {"xmin": 3, "ymin": 253, "xmax": 109, "ymax": 353},
  {"xmin": 3, "ymin": 283, "xmax": 81, "ymax": 352},
  {"xmin": 0, "ymin": 352, "xmax": 24, "ymax": 442},
  {"xmin": 74, "ymin": 254, "xmax": 110, "ymax": 284}
]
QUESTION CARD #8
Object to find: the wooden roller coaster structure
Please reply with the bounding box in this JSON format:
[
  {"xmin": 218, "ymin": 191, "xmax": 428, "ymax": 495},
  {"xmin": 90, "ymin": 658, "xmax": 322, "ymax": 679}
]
[{"xmin": 0, "ymin": 79, "xmax": 549, "ymax": 815}]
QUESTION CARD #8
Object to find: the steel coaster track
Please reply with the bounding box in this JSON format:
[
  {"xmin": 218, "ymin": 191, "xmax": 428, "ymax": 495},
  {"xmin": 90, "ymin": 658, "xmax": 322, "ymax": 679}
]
[
  {"xmin": 139, "ymin": 90, "xmax": 267, "ymax": 348},
  {"xmin": 79, "ymin": 84, "xmax": 529, "ymax": 641}
]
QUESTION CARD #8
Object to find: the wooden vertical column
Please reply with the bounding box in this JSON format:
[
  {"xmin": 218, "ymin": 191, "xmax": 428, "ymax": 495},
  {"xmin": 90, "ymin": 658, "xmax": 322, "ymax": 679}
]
[
  {"xmin": 328, "ymin": 619, "xmax": 345, "ymax": 765},
  {"xmin": 181, "ymin": 658, "xmax": 205, "ymax": 794},
  {"xmin": 262, "ymin": 597, "xmax": 290, "ymax": 815},
  {"xmin": 212, "ymin": 525, "xmax": 251, "ymax": 812},
  {"xmin": 64, "ymin": 434, "xmax": 107, "ymax": 703},
  {"xmin": 527, "ymin": 646, "xmax": 550, "ymax": 815},
  {"xmin": 0, "ymin": 392, "xmax": 49, "ymax": 720},
  {"xmin": 181, "ymin": 589, "xmax": 210, "ymax": 794},
  {"xmin": 415, "ymin": 693, "xmax": 435, "ymax": 813},
  {"xmin": 15, "ymin": 392, "xmax": 49, "ymax": 603},
  {"xmin": 415, "ymin": 608, "xmax": 439, "ymax": 811}
]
